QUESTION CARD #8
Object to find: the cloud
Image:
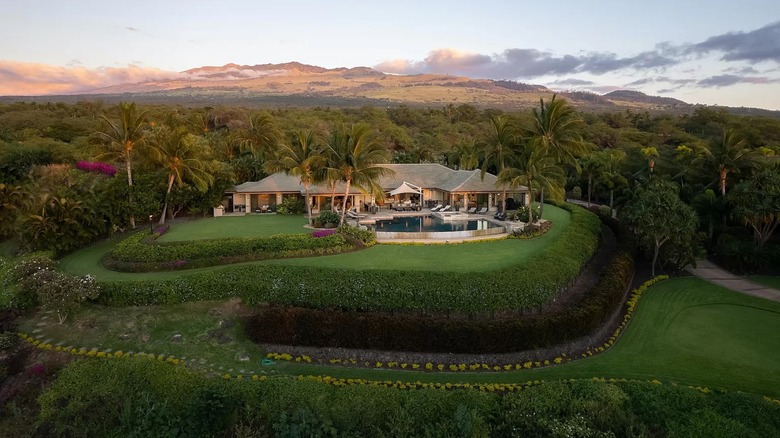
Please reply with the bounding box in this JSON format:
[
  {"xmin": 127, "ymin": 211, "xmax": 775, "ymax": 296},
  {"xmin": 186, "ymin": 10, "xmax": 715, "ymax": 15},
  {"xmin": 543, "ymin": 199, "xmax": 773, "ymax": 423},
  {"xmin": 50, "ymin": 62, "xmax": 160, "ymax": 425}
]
[
  {"xmin": 697, "ymin": 74, "xmax": 780, "ymax": 88},
  {"xmin": 0, "ymin": 61, "xmax": 182, "ymax": 95},
  {"xmin": 126, "ymin": 26, "xmax": 139, "ymax": 32},
  {"xmin": 689, "ymin": 21, "xmax": 780, "ymax": 63},
  {"xmin": 376, "ymin": 47, "xmax": 674, "ymax": 79},
  {"xmin": 547, "ymin": 78, "xmax": 596, "ymax": 86}
]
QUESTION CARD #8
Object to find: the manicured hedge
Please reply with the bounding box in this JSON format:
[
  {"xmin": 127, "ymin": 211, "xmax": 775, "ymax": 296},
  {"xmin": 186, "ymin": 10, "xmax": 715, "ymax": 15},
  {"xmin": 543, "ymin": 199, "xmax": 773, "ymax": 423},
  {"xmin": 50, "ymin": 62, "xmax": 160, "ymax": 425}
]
[
  {"xmin": 35, "ymin": 358, "xmax": 780, "ymax": 437},
  {"xmin": 98, "ymin": 204, "xmax": 601, "ymax": 312},
  {"xmin": 110, "ymin": 231, "xmax": 350, "ymax": 263},
  {"xmin": 245, "ymin": 249, "xmax": 634, "ymax": 353}
]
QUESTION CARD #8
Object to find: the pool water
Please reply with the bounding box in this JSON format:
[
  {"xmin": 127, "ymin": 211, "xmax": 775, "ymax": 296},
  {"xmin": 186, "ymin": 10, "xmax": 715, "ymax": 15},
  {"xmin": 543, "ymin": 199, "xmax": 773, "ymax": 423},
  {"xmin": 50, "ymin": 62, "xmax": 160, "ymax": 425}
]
[{"xmin": 372, "ymin": 215, "xmax": 500, "ymax": 232}]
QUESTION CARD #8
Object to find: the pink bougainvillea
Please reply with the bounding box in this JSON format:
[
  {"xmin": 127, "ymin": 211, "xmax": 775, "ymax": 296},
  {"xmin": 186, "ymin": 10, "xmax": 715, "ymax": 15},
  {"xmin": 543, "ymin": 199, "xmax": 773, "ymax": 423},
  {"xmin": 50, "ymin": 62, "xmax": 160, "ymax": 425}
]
[
  {"xmin": 76, "ymin": 160, "xmax": 117, "ymax": 177},
  {"xmin": 312, "ymin": 229, "xmax": 336, "ymax": 238}
]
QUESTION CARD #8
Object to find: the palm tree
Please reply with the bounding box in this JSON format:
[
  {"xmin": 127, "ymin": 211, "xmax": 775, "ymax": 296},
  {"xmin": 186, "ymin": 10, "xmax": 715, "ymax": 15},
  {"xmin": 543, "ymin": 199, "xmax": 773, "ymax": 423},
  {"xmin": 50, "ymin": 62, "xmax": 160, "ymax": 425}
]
[
  {"xmin": 498, "ymin": 143, "xmax": 565, "ymax": 224},
  {"xmin": 641, "ymin": 147, "xmax": 659, "ymax": 179},
  {"xmin": 239, "ymin": 111, "xmax": 281, "ymax": 162},
  {"xmin": 595, "ymin": 150, "xmax": 627, "ymax": 217},
  {"xmin": 480, "ymin": 116, "xmax": 518, "ymax": 212},
  {"xmin": 145, "ymin": 125, "xmax": 214, "ymax": 224},
  {"xmin": 579, "ymin": 152, "xmax": 603, "ymax": 208},
  {"xmin": 264, "ymin": 130, "xmax": 325, "ymax": 226},
  {"xmin": 447, "ymin": 140, "xmax": 480, "ymax": 170},
  {"xmin": 324, "ymin": 124, "xmax": 394, "ymax": 226},
  {"xmin": 695, "ymin": 129, "xmax": 758, "ymax": 196},
  {"xmin": 93, "ymin": 102, "xmax": 148, "ymax": 228},
  {"xmin": 527, "ymin": 95, "xmax": 587, "ymax": 217}
]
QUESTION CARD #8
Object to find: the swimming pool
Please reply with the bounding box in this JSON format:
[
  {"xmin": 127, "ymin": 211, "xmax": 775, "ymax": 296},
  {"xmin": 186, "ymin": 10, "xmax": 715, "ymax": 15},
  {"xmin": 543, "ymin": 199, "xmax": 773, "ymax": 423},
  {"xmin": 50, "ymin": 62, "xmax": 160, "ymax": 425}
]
[{"xmin": 372, "ymin": 215, "xmax": 506, "ymax": 240}]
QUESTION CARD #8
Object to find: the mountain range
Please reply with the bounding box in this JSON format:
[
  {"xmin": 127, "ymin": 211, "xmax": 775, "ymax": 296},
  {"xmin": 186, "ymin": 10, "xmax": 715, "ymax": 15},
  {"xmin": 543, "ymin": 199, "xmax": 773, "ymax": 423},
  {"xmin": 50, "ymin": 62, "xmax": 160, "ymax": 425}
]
[{"xmin": 4, "ymin": 62, "xmax": 779, "ymax": 117}]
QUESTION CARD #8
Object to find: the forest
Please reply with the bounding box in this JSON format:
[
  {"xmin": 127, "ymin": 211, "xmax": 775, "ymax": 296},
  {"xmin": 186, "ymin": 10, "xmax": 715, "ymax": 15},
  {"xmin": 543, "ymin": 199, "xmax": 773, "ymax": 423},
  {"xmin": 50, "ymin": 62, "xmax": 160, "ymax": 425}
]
[{"xmin": 1, "ymin": 98, "xmax": 779, "ymax": 271}]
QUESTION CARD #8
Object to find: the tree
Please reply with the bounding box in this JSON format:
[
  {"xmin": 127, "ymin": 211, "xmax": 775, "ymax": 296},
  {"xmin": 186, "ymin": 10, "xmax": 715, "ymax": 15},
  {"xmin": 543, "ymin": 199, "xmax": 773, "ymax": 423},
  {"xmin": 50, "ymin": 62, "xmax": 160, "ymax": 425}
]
[
  {"xmin": 594, "ymin": 150, "xmax": 627, "ymax": 217},
  {"xmin": 640, "ymin": 146, "xmax": 659, "ymax": 180},
  {"xmin": 480, "ymin": 116, "xmax": 517, "ymax": 212},
  {"xmin": 498, "ymin": 142, "xmax": 565, "ymax": 224},
  {"xmin": 93, "ymin": 102, "xmax": 148, "ymax": 228},
  {"xmin": 145, "ymin": 125, "xmax": 214, "ymax": 224},
  {"xmin": 527, "ymin": 95, "xmax": 587, "ymax": 217},
  {"xmin": 239, "ymin": 111, "xmax": 281, "ymax": 162},
  {"xmin": 622, "ymin": 180, "xmax": 698, "ymax": 276},
  {"xmin": 578, "ymin": 152, "xmax": 603, "ymax": 208},
  {"xmin": 695, "ymin": 129, "xmax": 758, "ymax": 196},
  {"xmin": 0, "ymin": 183, "xmax": 27, "ymax": 238},
  {"xmin": 728, "ymin": 168, "xmax": 780, "ymax": 248},
  {"xmin": 324, "ymin": 124, "xmax": 393, "ymax": 226},
  {"xmin": 264, "ymin": 130, "xmax": 325, "ymax": 226},
  {"xmin": 692, "ymin": 189, "xmax": 724, "ymax": 243}
]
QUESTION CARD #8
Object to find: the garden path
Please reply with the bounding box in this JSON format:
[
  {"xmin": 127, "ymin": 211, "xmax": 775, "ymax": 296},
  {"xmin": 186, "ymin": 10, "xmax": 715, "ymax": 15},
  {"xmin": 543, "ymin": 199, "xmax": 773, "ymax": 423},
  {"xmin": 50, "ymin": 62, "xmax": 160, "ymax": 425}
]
[{"xmin": 686, "ymin": 259, "xmax": 780, "ymax": 303}]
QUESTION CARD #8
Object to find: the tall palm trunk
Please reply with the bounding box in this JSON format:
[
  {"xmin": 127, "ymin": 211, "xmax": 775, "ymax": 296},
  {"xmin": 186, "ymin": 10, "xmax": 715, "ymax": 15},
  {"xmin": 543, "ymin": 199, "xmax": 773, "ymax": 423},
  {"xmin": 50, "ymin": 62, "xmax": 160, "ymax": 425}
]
[
  {"xmin": 527, "ymin": 181, "xmax": 534, "ymax": 224},
  {"xmin": 719, "ymin": 168, "xmax": 727, "ymax": 196},
  {"xmin": 609, "ymin": 189, "xmax": 615, "ymax": 218},
  {"xmin": 587, "ymin": 174, "xmax": 592, "ymax": 208},
  {"xmin": 159, "ymin": 174, "xmax": 175, "ymax": 225},
  {"xmin": 304, "ymin": 182, "xmax": 313, "ymax": 226},
  {"xmin": 126, "ymin": 154, "xmax": 135, "ymax": 228},
  {"xmin": 339, "ymin": 178, "xmax": 352, "ymax": 226},
  {"xmin": 538, "ymin": 186, "xmax": 545, "ymax": 220}
]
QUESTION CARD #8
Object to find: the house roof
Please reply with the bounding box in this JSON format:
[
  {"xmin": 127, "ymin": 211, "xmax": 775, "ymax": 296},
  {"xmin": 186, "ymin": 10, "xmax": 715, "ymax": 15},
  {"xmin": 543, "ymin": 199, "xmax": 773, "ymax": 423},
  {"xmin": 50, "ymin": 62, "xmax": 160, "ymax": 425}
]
[{"xmin": 229, "ymin": 163, "xmax": 526, "ymax": 194}]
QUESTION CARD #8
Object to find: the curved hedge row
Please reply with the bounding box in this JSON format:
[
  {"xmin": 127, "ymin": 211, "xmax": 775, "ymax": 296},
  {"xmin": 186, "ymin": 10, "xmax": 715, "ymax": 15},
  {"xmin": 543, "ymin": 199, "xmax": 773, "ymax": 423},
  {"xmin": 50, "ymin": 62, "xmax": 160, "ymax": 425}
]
[
  {"xmin": 110, "ymin": 231, "xmax": 351, "ymax": 263},
  {"xmin": 245, "ymin": 249, "xmax": 634, "ymax": 353},
  {"xmin": 98, "ymin": 204, "xmax": 601, "ymax": 312}
]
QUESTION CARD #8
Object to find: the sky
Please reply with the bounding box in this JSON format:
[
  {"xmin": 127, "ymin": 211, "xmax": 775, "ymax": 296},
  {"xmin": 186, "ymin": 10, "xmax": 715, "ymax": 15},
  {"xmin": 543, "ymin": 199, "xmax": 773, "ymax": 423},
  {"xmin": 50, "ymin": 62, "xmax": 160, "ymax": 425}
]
[{"xmin": 1, "ymin": 0, "xmax": 779, "ymax": 109}]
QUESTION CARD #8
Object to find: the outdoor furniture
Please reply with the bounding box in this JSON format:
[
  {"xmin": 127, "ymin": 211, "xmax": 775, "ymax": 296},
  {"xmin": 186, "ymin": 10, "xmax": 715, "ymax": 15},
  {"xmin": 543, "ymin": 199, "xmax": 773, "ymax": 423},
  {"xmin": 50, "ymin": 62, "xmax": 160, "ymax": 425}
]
[
  {"xmin": 430, "ymin": 204, "xmax": 443, "ymax": 211},
  {"xmin": 440, "ymin": 205, "xmax": 451, "ymax": 212},
  {"xmin": 347, "ymin": 210, "xmax": 367, "ymax": 219},
  {"xmin": 467, "ymin": 207, "xmax": 477, "ymax": 214},
  {"xmin": 477, "ymin": 207, "xmax": 488, "ymax": 214},
  {"xmin": 260, "ymin": 204, "xmax": 269, "ymax": 213}
]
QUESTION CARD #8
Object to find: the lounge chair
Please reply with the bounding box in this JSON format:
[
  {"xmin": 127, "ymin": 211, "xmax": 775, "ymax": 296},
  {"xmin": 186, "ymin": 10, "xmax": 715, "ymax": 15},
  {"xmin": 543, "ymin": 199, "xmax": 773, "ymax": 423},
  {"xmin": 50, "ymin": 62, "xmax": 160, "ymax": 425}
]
[
  {"xmin": 440, "ymin": 205, "xmax": 451, "ymax": 212},
  {"xmin": 477, "ymin": 207, "xmax": 488, "ymax": 214},
  {"xmin": 430, "ymin": 204, "xmax": 443, "ymax": 212},
  {"xmin": 347, "ymin": 209, "xmax": 367, "ymax": 219},
  {"xmin": 467, "ymin": 207, "xmax": 477, "ymax": 214}
]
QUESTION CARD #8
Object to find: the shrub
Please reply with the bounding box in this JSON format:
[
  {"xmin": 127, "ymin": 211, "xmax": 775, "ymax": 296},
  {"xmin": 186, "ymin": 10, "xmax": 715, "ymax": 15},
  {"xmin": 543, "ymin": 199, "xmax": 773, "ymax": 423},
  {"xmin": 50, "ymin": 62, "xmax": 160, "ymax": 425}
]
[
  {"xmin": 104, "ymin": 231, "xmax": 354, "ymax": 271},
  {"xmin": 317, "ymin": 211, "xmax": 340, "ymax": 227},
  {"xmin": 4, "ymin": 253, "xmax": 58, "ymax": 309},
  {"xmin": 276, "ymin": 197, "xmax": 305, "ymax": 215},
  {"xmin": 36, "ymin": 359, "xmax": 780, "ymax": 437}
]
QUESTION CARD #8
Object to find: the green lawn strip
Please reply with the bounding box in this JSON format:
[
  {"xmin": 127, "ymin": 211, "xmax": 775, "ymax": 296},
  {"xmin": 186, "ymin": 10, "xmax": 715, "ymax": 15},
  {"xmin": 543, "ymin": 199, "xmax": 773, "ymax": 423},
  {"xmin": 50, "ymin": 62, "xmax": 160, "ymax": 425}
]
[
  {"xmin": 59, "ymin": 205, "xmax": 571, "ymax": 280},
  {"xmin": 264, "ymin": 205, "xmax": 570, "ymax": 272},
  {"xmin": 18, "ymin": 301, "xmax": 268, "ymax": 375},
  {"xmin": 749, "ymin": 275, "xmax": 780, "ymax": 291},
  {"xmin": 158, "ymin": 214, "xmax": 309, "ymax": 242},
  {"xmin": 273, "ymin": 278, "xmax": 780, "ymax": 398}
]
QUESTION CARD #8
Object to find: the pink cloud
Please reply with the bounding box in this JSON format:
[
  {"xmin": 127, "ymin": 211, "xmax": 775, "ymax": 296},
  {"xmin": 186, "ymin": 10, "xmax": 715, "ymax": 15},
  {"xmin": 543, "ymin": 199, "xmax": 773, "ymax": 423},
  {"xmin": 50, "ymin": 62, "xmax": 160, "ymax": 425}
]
[{"xmin": 0, "ymin": 61, "xmax": 182, "ymax": 95}]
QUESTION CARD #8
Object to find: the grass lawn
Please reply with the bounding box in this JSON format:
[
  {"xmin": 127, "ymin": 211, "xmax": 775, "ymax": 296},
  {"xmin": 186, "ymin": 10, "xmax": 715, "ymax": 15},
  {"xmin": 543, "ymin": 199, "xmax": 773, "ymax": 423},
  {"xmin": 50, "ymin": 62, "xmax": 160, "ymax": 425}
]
[
  {"xmin": 750, "ymin": 275, "xmax": 780, "ymax": 291},
  {"xmin": 18, "ymin": 300, "xmax": 269, "ymax": 376},
  {"xmin": 158, "ymin": 214, "xmax": 309, "ymax": 242},
  {"xmin": 24, "ymin": 277, "xmax": 780, "ymax": 397},
  {"xmin": 59, "ymin": 205, "xmax": 570, "ymax": 279},
  {"xmin": 275, "ymin": 277, "xmax": 780, "ymax": 397}
]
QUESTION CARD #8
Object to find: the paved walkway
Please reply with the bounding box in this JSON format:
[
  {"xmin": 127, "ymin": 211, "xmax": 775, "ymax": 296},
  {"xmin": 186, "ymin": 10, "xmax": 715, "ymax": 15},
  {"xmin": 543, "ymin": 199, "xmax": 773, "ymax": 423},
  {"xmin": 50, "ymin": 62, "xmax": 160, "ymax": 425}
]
[{"xmin": 686, "ymin": 259, "xmax": 780, "ymax": 303}]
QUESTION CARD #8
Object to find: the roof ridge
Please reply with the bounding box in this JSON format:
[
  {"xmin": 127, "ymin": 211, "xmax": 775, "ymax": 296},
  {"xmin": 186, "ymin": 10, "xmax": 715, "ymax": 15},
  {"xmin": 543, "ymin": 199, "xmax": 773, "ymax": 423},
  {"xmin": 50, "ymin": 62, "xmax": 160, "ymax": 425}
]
[{"xmin": 448, "ymin": 169, "xmax": 480, "ymax": 192}]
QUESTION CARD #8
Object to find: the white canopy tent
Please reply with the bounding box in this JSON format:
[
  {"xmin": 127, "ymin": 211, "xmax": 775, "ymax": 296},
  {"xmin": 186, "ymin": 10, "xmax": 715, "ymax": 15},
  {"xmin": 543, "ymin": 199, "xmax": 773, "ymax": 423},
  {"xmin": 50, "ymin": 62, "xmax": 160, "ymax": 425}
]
[{"xmin": 389, "ymin": 181, "xmax": 423, "ymax": 206}]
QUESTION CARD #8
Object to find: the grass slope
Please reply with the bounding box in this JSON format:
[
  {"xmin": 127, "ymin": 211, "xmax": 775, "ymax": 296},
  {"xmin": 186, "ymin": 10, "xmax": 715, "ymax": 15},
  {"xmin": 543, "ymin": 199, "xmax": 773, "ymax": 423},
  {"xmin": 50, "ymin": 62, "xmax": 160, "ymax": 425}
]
[
  {"xmin": 276, "ymin": 277, "xmax": 780, "ymax": 397},
  {"xmin": 750, "ymin": 275, "xmax": 780, "ymax": 291},
  {"xmin": 158, "ymin": 214, "xmax": 309, "ymax": 242},
  {"xmin": 59, "ymin": 205, "xmax": 570, "ymax": 279}
]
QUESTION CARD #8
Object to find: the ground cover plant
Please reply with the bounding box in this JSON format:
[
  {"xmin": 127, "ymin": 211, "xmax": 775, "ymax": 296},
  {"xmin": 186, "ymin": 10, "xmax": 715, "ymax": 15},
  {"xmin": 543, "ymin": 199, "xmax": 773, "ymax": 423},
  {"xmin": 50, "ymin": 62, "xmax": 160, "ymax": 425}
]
[{"xmin": 31, "ymin": 357, "xmax": 780, "ymax": 437}]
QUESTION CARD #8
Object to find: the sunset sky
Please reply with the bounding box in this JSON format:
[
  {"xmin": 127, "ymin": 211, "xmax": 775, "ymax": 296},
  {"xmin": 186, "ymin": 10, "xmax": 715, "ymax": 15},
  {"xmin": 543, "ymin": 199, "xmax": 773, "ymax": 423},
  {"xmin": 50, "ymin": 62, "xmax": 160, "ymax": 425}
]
[{"xmin": 1, "ymin": 0, "xmax": 779, "ymax": 109}]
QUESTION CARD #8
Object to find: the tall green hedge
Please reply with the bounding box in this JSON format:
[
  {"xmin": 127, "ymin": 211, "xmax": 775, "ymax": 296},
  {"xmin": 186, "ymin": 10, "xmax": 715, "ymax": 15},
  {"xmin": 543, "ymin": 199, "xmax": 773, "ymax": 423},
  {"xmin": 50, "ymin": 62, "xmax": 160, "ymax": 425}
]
[
  {"xmin": 98, "ymin": 204, "xmax": 601, "ymax": 312},
  {"xmin": 245, "ymin": 250, "xmax": 634, "ymax": 353},
  {"xmin": 110, "ymin": 231, "xmax": 350, "ymax": 263}
]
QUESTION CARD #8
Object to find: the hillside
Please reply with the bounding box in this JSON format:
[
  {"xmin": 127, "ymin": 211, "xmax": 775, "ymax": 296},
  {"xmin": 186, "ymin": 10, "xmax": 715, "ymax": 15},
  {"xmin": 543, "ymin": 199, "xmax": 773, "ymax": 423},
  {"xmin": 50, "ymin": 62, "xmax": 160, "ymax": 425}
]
[{"xmin": 4, "ymin": 61, "xmax": 779, "ymax": 117}]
